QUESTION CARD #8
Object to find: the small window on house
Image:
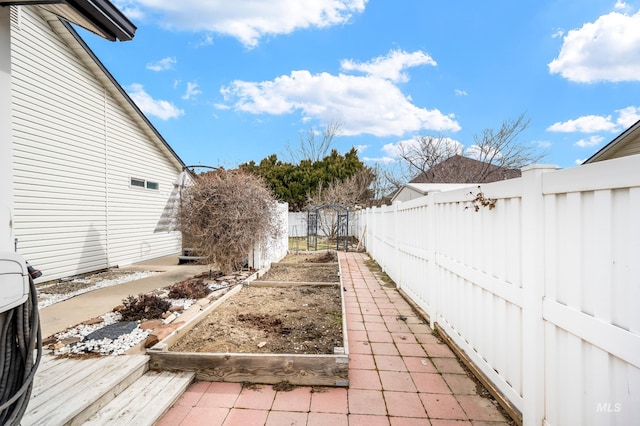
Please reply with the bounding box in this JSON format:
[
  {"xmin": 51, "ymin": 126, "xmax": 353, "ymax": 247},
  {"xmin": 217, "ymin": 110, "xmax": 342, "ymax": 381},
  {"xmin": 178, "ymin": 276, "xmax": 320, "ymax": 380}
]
[{"xmin": 130, "ymin": 178, "xmax": 159, "ymax": 190}]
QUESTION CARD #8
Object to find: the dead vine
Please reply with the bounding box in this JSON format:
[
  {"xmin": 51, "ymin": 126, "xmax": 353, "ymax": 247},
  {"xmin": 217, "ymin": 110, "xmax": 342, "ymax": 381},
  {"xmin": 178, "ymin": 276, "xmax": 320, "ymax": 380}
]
[{"xmin": 465, "ymin": 186, "xmax": 497, "ymax": 212}]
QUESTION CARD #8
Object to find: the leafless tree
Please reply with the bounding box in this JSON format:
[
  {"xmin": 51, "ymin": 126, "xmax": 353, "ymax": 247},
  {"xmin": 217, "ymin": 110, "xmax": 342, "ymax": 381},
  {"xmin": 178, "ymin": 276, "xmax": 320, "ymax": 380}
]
[
  {"xmin": 365, "ymin": 163, "xmax": 396, "ymax": 206},
  {"xmin": 395, "ymin": 135, "xmax": 463, "ymax": 179},
  {"xmin": 179, "ymin": 169, "xmax": 280, "ymax": 273},
  {"xmin": 465, "ymin": 113, "xmax": 545, "ymax": 181},
  {"xmin": 307, "ymin": 168, "xmax": 375, "ymax": 208},
  {"xmin": 286, "ymin": 120, "xmax": 342, "ymax": 163},
  {"xmin": 391, "ymin": 113, "xmax": 545, "ymax": 186},
  {"xmin": 305, "ymin": 168, "xmax": 375, "ymax": 238}
]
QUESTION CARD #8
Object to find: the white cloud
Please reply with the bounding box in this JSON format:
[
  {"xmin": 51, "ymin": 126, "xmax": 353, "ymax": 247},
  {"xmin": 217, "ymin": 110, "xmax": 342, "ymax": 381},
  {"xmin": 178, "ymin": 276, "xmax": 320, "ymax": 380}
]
[
  {"xmin": 548, "ymin": 10, "xmax": 640, "ymax": 82},
  {"xmin": 454, "ymin": 89, "xmax": 468, "ymax": 96},
  {"xmin": 146, "ymin": 56, "xmax": 176, "ymax": 72},
  {"xmin": 182, "ymin": 82, "xmax": 202, "ymax": 100},
  {"xmin": 340, "ymin": 50, "xmax": 436, "ymax": 83},
  {"xmin": 466, "ymin": 144, "xmax": 502, "ymax": 160},
  {"xmin": 547, "ymin": 114, "xmax": 618, "ymax": 133},
  {"xmin": 194, "ymin": 33, "xmax": 214, "ymax": 48},
  {"xmin": 574, "ymin": 135, "xmax": 604, "ymax": 147},
  {"xmin": 126, "ymin": 0, "xmax": 368, "ymax": 48},
  {"xmin": 355, "ymin": 144, "xmax": 369, "ymax": 153},
  {"xmin": 535, "ymin": 140, "xmax": 552, "ymax": 149},
  {"xmin": 381, "ymin": 141, "xmax": 404, "ymax": 158},
  {"xmin": 113, "ymin": 1, "xmax": 144, "ymax": 20},
  {"xmin": 575, "ymin": 158, "xmax": 586, "ymax": 165},
  {"xmin": 616, "ymin": 106, "xmax": 640, "ymax": 127},
  {"xmin": 362, "ymin": 156, "xmax": 396, "ymax": 164},
  {"xmin": 127, "ymin": 83, "xmax": 184, "ymax": 120},
  {"xmin": 552, "ymin": 28, "xmax": 564, "ymax": 39},
  {"xmin": 221, "ymin": 70, "xmax": 460, "ymax": 137},
  {"xmin": 547, "ymin": 107, "xmax": 640, "ymax": 133},
  {"xmin": 615, "ymin": 1, "xmax": 631, "ymax": 12}
]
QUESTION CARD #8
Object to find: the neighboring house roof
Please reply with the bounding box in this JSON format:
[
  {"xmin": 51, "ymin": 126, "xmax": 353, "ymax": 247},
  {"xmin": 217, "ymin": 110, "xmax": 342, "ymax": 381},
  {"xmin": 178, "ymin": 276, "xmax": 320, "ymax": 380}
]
[
  {"xmin": 583, "ymin": 119, "xmax": 640, "ymax": 164},
  {"xmin": 49, "ymin": 16, "xmax": 186, "ymax": 171},
  {"xmin": 390, "ymin": 183, "xmax": 476, "ymax": 204},
  {"xmin": 405, "ymin": 183, "xmax": 479, "ymax": 194},
  {"xmin": 0, "ymin": 0, "xmax": 136, "ymax": 41},
  {"xmin": 410, "ymin": 155, "xmax": 521, "ymax": 184}
]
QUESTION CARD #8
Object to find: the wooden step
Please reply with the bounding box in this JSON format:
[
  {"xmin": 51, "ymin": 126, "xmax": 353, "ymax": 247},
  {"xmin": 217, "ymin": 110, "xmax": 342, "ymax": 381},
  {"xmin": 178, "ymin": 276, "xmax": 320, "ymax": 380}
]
[
  {"xmin": 23, "ymin": 354, "xmax": 149, "ymax": 426},
  {"xmin": 83, "ymin": 370, "xmax": 195, "ymax": 425}
]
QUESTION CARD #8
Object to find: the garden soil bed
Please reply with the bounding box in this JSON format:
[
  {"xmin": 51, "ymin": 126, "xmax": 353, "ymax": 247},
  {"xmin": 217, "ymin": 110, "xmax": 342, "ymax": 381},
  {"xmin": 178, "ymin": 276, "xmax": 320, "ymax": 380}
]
[
  {"xmin": 170, "ymin": 285, "xmax": 342, "ymax": 354},
  {"xmin": 148, "ymin": 251, "xmax": 349, "ymax": 386}
]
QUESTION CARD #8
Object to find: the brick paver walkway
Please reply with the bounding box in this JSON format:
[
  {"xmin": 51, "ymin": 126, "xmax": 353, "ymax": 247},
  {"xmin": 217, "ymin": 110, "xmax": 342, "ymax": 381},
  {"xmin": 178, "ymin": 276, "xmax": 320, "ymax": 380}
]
[{"xmin": 157, "ymin": 252, "xmax": 512, "ymax": 425}]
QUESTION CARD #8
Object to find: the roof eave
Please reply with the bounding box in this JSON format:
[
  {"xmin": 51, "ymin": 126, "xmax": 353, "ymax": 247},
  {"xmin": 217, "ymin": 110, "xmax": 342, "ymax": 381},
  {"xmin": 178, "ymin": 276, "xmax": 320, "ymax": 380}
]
[
  {"xmin": 66, "ymin": 0, "xmax": 136, "ymax": 41},
  {"xmin": 1, "ymin": 0, "xmax": 136, "ymax": 41},
  {"xmin": 583, "ymin": 119, "xmax": 640, "ymax": 165}
]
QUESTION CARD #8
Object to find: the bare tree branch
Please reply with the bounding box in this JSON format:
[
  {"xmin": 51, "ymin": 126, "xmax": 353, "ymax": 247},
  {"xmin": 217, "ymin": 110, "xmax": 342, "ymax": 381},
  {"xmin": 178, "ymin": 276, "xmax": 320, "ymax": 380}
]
[
  {"xmin": 286, "ymin": 120, "xmax": 342, "ymax": 163},
  {"xmin": 306, "ymin": 168, "xmax": 375, "ymax": 208},
  {"xmin": 396, "ymin": 135, "xmax": 462, "ymax": 177},
  {"xmin": 394, "ymin": 113, "xmax": 546, "ymax": 185},
  {"xmin": 305, "ymin": 168, "xmax": 375, "ymax": 237},
  {"xmin": 468, "ymin": 113, "xmax": 545, "ymax": 181},
  {"xmin": 179, "ymin": 169, "xmax": 280, "ymax": 273}
]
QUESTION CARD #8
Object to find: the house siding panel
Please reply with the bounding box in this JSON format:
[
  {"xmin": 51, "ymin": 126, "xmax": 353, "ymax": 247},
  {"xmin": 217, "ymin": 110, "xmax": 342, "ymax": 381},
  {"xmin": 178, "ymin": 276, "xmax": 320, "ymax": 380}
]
[
  {"xmin": 104, "ymin": 95, "xmax": 182, "ymax": 268},
  {"xmin": 11, "ymin": 7, "xmax": 181, "ymax": 281}
]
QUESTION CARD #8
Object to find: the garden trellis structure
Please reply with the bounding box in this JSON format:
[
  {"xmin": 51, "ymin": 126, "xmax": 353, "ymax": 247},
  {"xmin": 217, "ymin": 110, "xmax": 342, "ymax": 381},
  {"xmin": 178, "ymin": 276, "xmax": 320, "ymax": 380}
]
[{"xmin": 306, "ymin": 204, "xmax": 349, "ymax": 252}]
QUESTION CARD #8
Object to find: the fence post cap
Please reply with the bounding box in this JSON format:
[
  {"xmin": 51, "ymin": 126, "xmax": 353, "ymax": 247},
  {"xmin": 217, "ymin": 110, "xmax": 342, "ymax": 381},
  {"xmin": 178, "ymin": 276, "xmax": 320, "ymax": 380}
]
[{"xmin": 521, "ymin": 163, "xmax": 559, "ymax": 172}]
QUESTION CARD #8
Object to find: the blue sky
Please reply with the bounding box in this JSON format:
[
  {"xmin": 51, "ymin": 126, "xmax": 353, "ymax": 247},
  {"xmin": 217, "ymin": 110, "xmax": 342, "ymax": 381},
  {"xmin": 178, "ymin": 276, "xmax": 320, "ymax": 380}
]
[{"xmin": 80, "ymin": 0, "xmax": 640, "ymax": 170}]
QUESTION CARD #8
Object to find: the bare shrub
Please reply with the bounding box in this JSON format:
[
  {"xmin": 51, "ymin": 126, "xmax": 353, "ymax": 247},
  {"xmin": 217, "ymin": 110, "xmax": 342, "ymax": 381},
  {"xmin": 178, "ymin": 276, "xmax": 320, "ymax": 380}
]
[
  {"xmin": 179, "ymin": 169, "xmax": 279, "ymax": 273},
  {"xmin": 168, "ymin": 279, "xmax": 212, "ymax": 299},
  {"xmin": 120, "ymin": 294, "xmax": 171, "ymax": 321},
  {"xmin": 307, "ymin": 168, "xmax": 375, "ymax": 209}
]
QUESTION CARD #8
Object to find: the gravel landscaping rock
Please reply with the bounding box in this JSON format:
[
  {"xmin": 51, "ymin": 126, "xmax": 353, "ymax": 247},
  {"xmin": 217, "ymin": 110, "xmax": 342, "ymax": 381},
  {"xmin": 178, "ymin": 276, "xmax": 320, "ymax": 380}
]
[{"xmin": 84, "ymin": 321, "xmax": 138, "ymax": 341}]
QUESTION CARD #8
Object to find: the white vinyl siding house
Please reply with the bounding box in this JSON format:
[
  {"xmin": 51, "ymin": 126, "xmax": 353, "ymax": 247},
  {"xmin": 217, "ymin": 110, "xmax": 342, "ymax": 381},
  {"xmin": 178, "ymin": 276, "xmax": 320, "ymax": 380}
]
[
  {"xmin": 10, "ymin": 6, "xmax": 184, "ymax": 281},
  {"xmin": 583, "ymin": 119, "xmax": 640, "ymax": 164}
]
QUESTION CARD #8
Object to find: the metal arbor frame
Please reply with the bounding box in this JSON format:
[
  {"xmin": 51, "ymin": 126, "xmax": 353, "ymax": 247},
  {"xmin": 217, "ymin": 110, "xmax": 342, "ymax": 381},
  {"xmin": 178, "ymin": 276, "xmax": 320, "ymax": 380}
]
[{"xmin": 306, "ymin": 204, "xmax": 349, "ymax": 251}]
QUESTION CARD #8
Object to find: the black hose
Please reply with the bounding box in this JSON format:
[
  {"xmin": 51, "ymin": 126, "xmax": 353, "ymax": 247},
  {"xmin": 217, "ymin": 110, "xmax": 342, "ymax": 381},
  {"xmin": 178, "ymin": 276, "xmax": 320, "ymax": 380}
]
[{"xmin": 0, "ymin": 275, "xmax": 42, "ymax": 425}]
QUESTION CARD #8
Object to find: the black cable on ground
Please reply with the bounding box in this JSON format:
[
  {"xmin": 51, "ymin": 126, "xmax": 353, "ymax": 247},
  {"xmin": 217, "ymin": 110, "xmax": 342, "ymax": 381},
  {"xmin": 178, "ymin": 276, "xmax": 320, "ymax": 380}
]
[{"xmin": 0, "ymin": 275, "xmax": 42, "ymax": 425}]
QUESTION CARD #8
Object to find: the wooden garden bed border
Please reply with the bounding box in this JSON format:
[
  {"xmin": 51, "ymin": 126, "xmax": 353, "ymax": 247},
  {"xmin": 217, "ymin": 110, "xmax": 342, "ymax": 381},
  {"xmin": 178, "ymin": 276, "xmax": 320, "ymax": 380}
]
[{"xmin": 147, "ymin": 255, "xmax": 349, "ymax": 387}]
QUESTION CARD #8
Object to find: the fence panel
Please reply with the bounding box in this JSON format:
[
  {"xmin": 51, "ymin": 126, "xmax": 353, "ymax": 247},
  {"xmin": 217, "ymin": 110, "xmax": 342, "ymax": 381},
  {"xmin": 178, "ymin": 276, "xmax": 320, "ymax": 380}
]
[
  {"xmin": 396, "ymin": 197, "xmax": 433, "ymax": 311},
  {"xmin": 249, "ymin": 202, "xmax": 288, "ymax": 269},
  {"xmin": 431, "ymin": 178, "xmax": 526, "ymax": 411},
  {"xmin": 356, "ymin": 155, "xmax": 640, "ymax": 426},
  {"xmin": 541, "ymin": 158, "xmax": 640, "ymax": 426}
]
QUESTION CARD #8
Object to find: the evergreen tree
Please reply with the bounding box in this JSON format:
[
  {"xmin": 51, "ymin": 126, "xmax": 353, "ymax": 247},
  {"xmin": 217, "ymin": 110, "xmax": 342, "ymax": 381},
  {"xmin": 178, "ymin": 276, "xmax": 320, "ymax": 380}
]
[{"xmin": 240, "ymin": 147, "xmax": 368, "ymax": 211}]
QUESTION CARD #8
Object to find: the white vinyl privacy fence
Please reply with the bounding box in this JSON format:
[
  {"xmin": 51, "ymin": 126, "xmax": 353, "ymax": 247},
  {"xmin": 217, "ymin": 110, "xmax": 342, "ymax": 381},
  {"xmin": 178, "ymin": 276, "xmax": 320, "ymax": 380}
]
[
  {"xmin": 357, "ymin": 157, "xmax": 640, "ymax": 426},
  {"xmin": 248, "ymin": 202, "xmax": 289, "ymax": 269}
]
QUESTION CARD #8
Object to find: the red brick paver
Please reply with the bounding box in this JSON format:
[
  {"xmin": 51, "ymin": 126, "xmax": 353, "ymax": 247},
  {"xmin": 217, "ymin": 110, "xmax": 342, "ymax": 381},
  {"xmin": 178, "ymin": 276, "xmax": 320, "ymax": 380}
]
[
  {"xmin": 197, "ymin": 382, "xmax": 241, "ymax": 408},
  {"xmin": 223, "ymin": 408, "xmax": 269, "ymax": 426},
  {"xmin": 310, "ymin": 387, "xmax": 348, "ymax": 414},
  {"xmin": 156, "ymin": 252, "xmax": 512, "ymax": 425}
]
